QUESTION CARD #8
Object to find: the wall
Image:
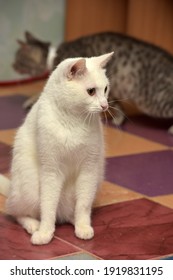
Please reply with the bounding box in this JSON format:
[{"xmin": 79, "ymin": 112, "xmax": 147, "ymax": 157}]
[
  {"xmin": 65, "ymin": 0, "xmax": 127, "ymax": 40},
  {"xmin": 126, "ymin": 0, "xmax": 173, "ymax": 54},
  {"xmin": 65, "ymin": 0, "xmax": 173, "ymax": 55}
]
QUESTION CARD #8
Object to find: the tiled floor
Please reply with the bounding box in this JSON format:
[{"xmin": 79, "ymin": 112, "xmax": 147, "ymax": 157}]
[{"xmin": 0, "ymin": 81, "xmax": 173, "ymax": 260}]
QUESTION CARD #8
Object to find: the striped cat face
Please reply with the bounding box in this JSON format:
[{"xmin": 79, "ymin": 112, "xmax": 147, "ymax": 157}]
[{"xmin": 13, "ymin": 31, "xmax": 50, "ymax": 76}]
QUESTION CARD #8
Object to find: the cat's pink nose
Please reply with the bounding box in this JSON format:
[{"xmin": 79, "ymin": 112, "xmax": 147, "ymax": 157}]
[{"xmin": 101, "ymin": 104, "xmax": 108, "ymax": 111}]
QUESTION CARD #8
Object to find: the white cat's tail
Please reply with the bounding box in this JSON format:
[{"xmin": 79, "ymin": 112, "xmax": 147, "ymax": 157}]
[{"xmin": 0, "ymin": 174, "xmax": 10, "ymax": 197}]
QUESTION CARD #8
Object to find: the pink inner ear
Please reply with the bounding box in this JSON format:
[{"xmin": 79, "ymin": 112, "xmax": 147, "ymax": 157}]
[
  {"xmin": 71, "ymin": 64, "xmax": 78, "ymax": 76},
  {"xmin": 69, "ymin": 58, "xmax": 86, "ymax": 79}
]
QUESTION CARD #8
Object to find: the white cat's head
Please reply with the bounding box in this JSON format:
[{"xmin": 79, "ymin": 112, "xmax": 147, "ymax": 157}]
[{"xmin": 48, "ymin": 52, "xmax": 114, "ymax": 115}]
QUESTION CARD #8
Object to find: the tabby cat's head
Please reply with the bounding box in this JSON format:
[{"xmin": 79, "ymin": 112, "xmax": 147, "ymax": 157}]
[{"xmin": 13, "ymin": 31, "xmax": 50, "ymax": 76}]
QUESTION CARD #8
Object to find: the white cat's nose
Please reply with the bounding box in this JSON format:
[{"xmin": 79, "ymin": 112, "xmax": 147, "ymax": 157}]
[{"xmin": 101, "ymin": 104, "xmax": 108, "ymax": 111}]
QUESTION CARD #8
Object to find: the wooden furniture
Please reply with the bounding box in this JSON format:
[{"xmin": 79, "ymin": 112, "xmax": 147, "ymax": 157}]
[{"xmin": 65, "ymin": 0, "xmax": 173, "ymax": 54}]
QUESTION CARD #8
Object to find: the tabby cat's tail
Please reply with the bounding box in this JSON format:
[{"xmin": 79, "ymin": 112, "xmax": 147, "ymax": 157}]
[{"xmin": 0, "ymin": 174, "xmax": 10, "ymax": 197}]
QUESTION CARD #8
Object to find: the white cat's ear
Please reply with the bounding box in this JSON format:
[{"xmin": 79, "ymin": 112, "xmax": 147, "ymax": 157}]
[
  {"xmin": 97, "ymin": 52, "xmax": 114, "ymax": 68},
  {"xmin": 66, "ymin": 58, "xmax": 86, "ymax": 80}
]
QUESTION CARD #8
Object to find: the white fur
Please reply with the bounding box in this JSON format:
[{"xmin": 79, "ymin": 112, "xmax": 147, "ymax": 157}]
[
  {"xmin": 46, "ymin": 45, "xmax": 57, "ymax": 70},
  {"xmin": 0, "ymin": 52, "xmax": 113, "ymax": 245}
]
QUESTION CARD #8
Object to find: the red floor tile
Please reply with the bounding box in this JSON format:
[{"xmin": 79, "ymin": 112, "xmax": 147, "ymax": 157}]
[
  {"xmin": 55, "ymin": 199, "xmax": 173, "ymax": 260},
  {"xmin": 0, "ymin": 215, "xmax": 80, "ymax": 260}
]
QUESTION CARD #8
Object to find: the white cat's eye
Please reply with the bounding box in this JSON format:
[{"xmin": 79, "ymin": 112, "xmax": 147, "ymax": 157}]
[
  {"xmin": 104, "ymin": 86, "xmax": 108, "ymax": 93},
  {"xmin": 87, "ymin": 88, "xmax": 96, "ymax": 96}
]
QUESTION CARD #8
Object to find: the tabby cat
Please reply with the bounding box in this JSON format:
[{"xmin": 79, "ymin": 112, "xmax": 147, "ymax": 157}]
[{"xmin": 13, "ymin": 31, "xmax": 173, "ymax": 132}]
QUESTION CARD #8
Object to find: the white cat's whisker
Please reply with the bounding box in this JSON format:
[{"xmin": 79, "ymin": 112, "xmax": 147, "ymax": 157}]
[
  {"xmin": 88, "ymin": 112, "xmax": 94, "ymax": 126},
  {"xmin": 82, "ymin": 111, "xmax": 90, "ymax": 126},
  {"xmin": 103, "ymin": 111, "xmax": 108, "ymax": 125},
  {"xmin": 86, "ymin": 112, "xmax": 90, "ymax": 124},
  {"xmin": 108, "ymin": 105, "xmax": 133, "ymax": 124},
  {"xmin": 108, "ymin": 97, "xmax": 130, "ymax": 103},
  {"xmin": 107, "ymin": 109, "xmax": 117, "ymax": 124}
]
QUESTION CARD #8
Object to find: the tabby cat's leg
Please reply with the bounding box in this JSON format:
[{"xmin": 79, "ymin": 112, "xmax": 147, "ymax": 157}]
[
  {"xmin": 168, "ymin": 126, "xmax": 173, "ymax": 135},
  {"xmin": 109, "ymin": 101, "xmax": 125, "ymax": 126}
]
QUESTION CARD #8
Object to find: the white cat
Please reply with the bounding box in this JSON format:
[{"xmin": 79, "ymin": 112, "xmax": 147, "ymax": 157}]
[{"xmin": 0, "ymin": 52, "xmax": 113, "ymax": 245}]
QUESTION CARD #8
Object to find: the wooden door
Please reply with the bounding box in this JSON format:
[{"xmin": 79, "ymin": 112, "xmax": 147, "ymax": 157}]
[{"xmin": 65, "ymin": 0, "xmax": 173, "ymax": 54}]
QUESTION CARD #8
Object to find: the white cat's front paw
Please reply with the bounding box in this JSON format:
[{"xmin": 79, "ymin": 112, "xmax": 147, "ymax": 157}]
[
  {"xmin": 25, "ymin": 220, "xmax": 40, "ymax": 235},
  {"xmin": 75, "ymin": 225, "xmax": 94, "ymax": 240},
  {"xmin": 31, "ymin": 230, "xmax": 54, "ymax": 245},
  {"xmin": 17, "ymin": 217, "xmax": 40, "ymax": 235}
]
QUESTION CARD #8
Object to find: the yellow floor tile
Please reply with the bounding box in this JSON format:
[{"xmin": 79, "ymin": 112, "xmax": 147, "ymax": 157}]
[
  {"xmin": 0, "ymin": 129, "xmax": 16, "ymax": 146},
  {"xmin": 94, "ymin": 181, "xmax": 143, "ymax": 207},
  {"xmin": 0, "ymin": 182, "xmax": 142, "ymax": 213},
  {"xmin": 104, "ymin": 125, "xmax": 168, "ymax": 157},
  {"xmin": 150, "ymin": 195, "xmax": 173, "ymax": 209},
  {"xmin": 0, "ymin": 80, "xmax": 45, "ymax": 97}
]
